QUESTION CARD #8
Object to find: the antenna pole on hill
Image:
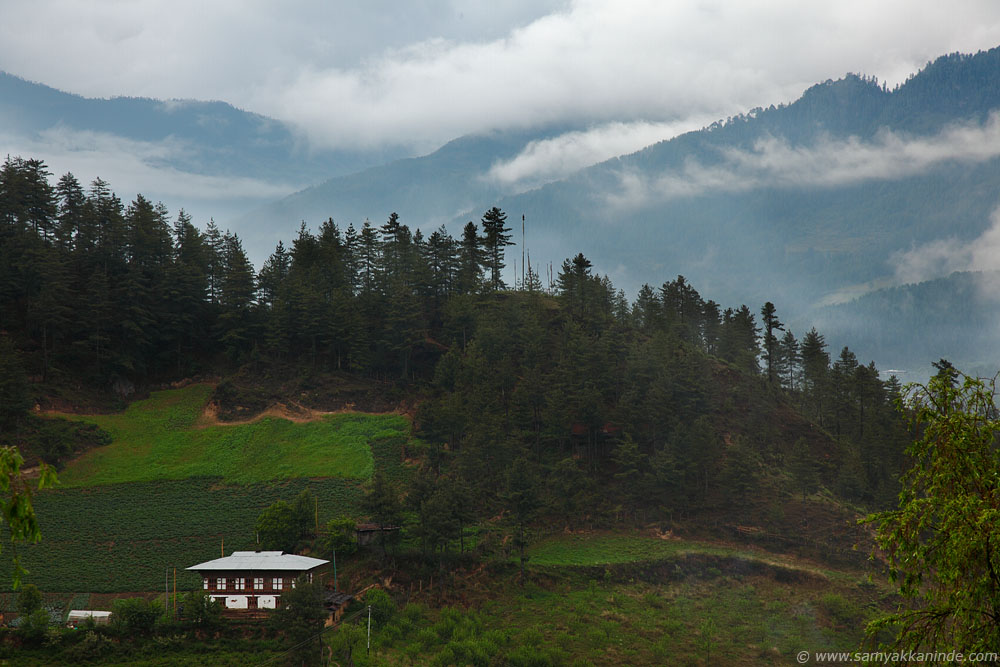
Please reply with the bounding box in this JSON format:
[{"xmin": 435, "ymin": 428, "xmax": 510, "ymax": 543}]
[{"xmin": 522, "ymin": 214, "xmax": 525, "ymax": 288}]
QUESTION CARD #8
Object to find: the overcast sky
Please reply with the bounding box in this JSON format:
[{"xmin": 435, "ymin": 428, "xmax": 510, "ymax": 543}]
[{"xmin": 5, "ymin": 0, "xmax": 1000, "ymax": 155}]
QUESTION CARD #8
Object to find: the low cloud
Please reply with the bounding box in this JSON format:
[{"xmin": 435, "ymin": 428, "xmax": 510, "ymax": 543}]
[
  {"xmin": 604, "ymin": 113, "xmax": 1000, "ymax": 210},
  {"xmin": 890, "ymin": 207, "xmax": 1000, "ymax": 287},
  {"xmin": 486, "ymin": 119, "xmax": 710, "ymax": 191}
]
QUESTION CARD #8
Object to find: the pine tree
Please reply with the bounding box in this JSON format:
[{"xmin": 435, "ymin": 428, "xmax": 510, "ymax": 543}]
[
  {"xmin": 778, "ymin": 329, "xmax": 800, "ymax": 391},
  {"xmin": 760, "ymin": 302, "xmax": 784, "ymax": 384},
  {"xmin": 480, "ymin": 207, "xmax": 512, "ymax": 291},
  {"xmin": 456, "ymin": 221, "xmax": 482, "ymax": 294}
]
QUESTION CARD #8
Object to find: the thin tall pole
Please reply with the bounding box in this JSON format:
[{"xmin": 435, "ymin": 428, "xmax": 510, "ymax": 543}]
[
  {"xmin": 367, "ymin": 605, "xmax": 372, "ymax": 655},
  {"xmin": 521, "ymin": 214, "xmax": 525, "ymax": 287},
  {"xmin": 333, "ymin": 548, "xmax": 338, "ymax": 592}
]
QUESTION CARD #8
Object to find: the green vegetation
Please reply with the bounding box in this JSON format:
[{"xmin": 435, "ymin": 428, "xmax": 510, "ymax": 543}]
[
  {"xmin": 527, "ymin": 533, "xmax": 721, "ymax": 566},
  {"xmin": 866, "ymin": 369, "xmax": 1000, "ymax": 652},
  {"xmin": 54, "ymin": 384, "xmax": 407, "ymax": 486},
  {"xmin": 342, "ymin": 570, "xmax": 878, "ymax": 666}
]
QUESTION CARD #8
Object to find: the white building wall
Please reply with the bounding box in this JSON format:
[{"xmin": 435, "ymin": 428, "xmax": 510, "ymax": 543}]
[
  {"xmin": 226, "ymin": 595, "xmax": 249, "ymax": 609},
  {"xmin": 259, "ymin": 595, "xmax": 277, "ymax": 609}
]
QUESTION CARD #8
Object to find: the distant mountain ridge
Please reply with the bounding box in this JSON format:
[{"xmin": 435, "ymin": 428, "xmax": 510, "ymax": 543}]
[
  {"xmin": 480, "ymin": 48, "xmax": 1000, "ymax": 303},
  {"xmin": 0, "ymin": 70, "xmax": 405, "ymax": 187}
]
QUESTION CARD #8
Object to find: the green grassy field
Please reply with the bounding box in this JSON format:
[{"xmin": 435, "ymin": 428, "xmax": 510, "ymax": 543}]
[{"xmin": 53, "ymin": 384, "xmax": 408, "ymax": 486}]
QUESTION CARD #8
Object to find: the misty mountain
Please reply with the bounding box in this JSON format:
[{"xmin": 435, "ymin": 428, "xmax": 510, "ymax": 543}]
[
  {"xmin": 0, "ymin": 71, "xmax": 406, "ymax": 212},
  {"xmin": 810, "ymin": 270, "xmax": 1000, "ymax": 382},
  {"xmin": 486, "ymin": 50, "xmax": 1000, "ymax": 305},
  {"xmin": 233, "ymin": 47, "xmax": 1000, "ymax": 376},
  {"xmin": 471, "ymin": 49, "xmax": 1000, "ymax": 378}
]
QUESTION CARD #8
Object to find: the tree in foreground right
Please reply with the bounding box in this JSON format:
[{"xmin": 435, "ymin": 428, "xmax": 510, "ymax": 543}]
[{"xmin": 865, "ymin": 367, "xmax": 1000, "ymax": 652}]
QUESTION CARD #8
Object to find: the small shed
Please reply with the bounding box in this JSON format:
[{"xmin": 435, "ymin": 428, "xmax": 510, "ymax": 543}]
[
  {"xmin": 67, "ymin": 610, "xmax": 112, "ymax": 627},
  {"xmin": 355, "ymin": 523, "xmax": 401, "ymax": 546},
  {"xmin": 323, "ymin": 591, "xmax": 354, "ymax": 624}
]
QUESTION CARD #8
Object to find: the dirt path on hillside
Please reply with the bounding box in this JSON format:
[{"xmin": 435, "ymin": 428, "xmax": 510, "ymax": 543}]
[
  {"xmin": 194, "ymin": 400, "xmax": 409, "ymax": 428},
  {"xmin": 195, "ymin": 400, "xmax": 357, "ymax": 428}
]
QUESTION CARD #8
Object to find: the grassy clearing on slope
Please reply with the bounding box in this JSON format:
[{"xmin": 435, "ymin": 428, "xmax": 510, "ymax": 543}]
[
  {"xmin": 526, "ymin": 533, "xmax": 732, "ymax": 566},
  {"xmin": 349, "ymin": 572, "xmax": 878, "ymax": 665},
  {"xmin": 526, "ymin": 532, "xmax": 840, "ymax": 582},
  {"xmin": 54, "ymin": 384, "xmax": 408, "ymax": 486}
]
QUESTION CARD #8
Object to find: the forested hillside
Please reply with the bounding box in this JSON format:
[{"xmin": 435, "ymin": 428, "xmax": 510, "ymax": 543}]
[{"xmin": 0, "ymin": 155, "xmax": 911, "ymax": 533}]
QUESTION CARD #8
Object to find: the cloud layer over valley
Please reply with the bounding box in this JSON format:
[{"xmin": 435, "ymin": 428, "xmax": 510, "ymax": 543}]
[
  {"xmin": 5, "ymin": 1, "xmax": 1000, "ymax": 155},
  {"xmin": 603, "ymin": 113, "xmax": 1000, "ymax": 211}
]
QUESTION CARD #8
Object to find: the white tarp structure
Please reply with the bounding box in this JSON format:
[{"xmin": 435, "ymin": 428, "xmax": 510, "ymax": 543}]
[{"xmin": 67, "ymin": 610, "xmax": 112, "ymax": 626}]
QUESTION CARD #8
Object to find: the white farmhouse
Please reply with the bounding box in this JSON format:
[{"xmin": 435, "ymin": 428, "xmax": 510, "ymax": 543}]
[{"xmin": 186, "ymin": 551, "xmax": 329, "ymax": 610}]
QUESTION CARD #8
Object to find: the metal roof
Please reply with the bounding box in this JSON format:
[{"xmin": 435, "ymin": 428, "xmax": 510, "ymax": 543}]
[
  {"xmin": 186, "ymin": 551, "xmax": 329, "ymax": 572},
  {"xmin": 68, "ymin": 610, "xmax": 112, "ymax": 619}
]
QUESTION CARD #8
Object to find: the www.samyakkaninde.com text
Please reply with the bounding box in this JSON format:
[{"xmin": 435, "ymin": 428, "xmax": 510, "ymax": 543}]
[{"xmin": 798, "ymin": 650, "xmax": 999, "ymax": 664}]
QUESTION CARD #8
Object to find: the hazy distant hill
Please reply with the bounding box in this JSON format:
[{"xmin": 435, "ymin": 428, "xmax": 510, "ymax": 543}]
[
  {"xmin": 486, "ymin": 49, "xmax": 1000, "ymax": 307},
  {"xmin": 231, "ymin": 125, "xmax": 574, "ymax": 258},
  {"xmin": 809, "ymin": 271, "xmax": 1000, "ymax": 381},
  {"xmin": 0, "ymin": 71, "xmax": 404, "ymax": 190}
]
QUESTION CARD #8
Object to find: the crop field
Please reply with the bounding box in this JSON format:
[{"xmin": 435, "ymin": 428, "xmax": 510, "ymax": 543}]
[
  {"xmin": 53, "ymin": 384, "xmax": 408, "ymax": 486},
  {"xmin": 2, "ymin": 396, "xmax": 412, "ymax": 594}
]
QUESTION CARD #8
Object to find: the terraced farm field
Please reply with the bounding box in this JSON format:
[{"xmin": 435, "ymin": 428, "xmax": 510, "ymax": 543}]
[
  {"xmin": 2, "ymin": 385, "xmax": 412, "ymax": 593},
  {"xmin": 55, "ymin": 384, "xmax": 407, "ymax": 486}
]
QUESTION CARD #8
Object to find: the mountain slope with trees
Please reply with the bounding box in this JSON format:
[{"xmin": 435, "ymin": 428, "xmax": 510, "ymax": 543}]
[{"xmin": 0, "ymin": 157, "xmax": 911, "ymax": 562}]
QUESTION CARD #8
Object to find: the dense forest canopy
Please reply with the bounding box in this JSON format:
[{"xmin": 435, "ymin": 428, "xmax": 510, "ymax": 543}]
[{"xmin": 0, "ymin": 155, "xmax": 911, "ymax": 519}]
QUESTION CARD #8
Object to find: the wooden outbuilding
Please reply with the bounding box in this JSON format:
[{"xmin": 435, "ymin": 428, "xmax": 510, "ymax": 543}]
[{"xmin": 355, "ymin": 523, "xmax": 401, "ymax": 546}]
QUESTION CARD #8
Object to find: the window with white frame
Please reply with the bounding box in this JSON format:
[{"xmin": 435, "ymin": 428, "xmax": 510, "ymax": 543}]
[
  {"xmin": 254, "ymin": 577, "xmax": 264, "ymax": 591},
  {"xmin": 203, "ymin": 578, "xmax": 209, "ymax": 590},
  {"xmin": 273, "ymin": 577, "xmax": 283, "ymax": 590},
  {"xmin": 217, "ymin": 577, "xmax": 226, "ymax": 591},
  {"xmin": 235, "ymin": 577, "xmax": 245, "ymax": 590}
]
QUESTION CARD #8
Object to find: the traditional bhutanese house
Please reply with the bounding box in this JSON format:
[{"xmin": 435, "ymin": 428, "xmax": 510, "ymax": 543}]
[{"xmin": 186, "ymin": 551, "xmax": 329, "ymax": 610}]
